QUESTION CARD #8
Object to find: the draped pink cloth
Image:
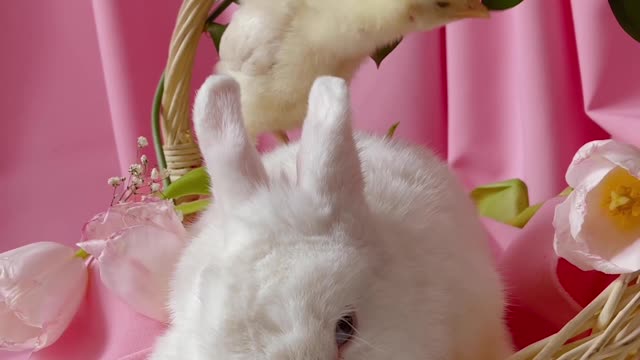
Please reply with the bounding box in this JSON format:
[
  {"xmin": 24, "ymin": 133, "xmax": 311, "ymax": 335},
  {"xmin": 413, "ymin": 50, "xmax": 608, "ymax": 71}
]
[{"xmin": 1, "ymin": 0, "xmax": 639, "ymax": 359}]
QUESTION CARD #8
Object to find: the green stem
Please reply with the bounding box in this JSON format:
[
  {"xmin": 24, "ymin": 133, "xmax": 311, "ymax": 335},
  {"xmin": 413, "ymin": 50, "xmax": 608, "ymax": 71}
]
[
  {"xmin": 74, "ymin": 248, "xmax": 90, "ymax": 260},
  {"xmin": 151, "ymin": 72, "xmax": 170, "ymax": 189},
  {"xmin": 205, "ymin": 0, "xmax": 236, "ymax": 26}
]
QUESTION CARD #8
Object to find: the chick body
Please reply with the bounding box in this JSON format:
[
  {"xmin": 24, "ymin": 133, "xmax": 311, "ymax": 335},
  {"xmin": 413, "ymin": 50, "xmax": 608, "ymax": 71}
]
[{"xmin": 216, "ymin": 0, "xmax": 488, "ymax": 140}]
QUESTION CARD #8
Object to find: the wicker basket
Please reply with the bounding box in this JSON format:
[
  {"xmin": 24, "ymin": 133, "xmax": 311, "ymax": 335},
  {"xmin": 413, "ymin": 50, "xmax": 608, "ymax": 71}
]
[{"xmin": 152, "ymin": 1, "xmax": 640, "ymax": 358}]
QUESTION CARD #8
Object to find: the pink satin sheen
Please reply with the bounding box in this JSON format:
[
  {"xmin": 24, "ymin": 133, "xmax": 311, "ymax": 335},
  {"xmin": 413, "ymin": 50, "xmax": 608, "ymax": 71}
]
[{"xmin": 1, "ymin": 0, "xmax": 639, "ymax": 359}]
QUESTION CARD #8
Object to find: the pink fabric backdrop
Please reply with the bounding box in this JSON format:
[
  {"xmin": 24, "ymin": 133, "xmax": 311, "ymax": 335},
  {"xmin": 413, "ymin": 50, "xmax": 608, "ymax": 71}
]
[{"xmin": 1, "ymin": 0, "xmax": 639, "ymax": 359}]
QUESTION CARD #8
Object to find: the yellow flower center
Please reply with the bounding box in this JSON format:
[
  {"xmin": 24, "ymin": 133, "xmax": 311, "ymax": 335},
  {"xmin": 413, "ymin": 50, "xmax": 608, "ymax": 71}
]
[{"xmin": 601, "ymin": 167, "xmax": 640, "ymax": 232}]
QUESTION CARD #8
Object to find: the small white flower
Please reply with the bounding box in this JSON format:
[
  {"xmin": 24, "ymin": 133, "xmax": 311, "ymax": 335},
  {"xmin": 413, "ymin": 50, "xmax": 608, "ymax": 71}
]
[
  {"xmin": 151, "ymin": 168, "xmax": 159, "ymax": 180},
  {"xmin": 150, "ymin": 183, "xmax": 161, "ymax": 192},
  {"xmin": 129, "ymin": 164, "xmax": 143, "ymax": 176},
  {"xmin": 107, "ymin": 177, "xmax": 122, "ymax": 187},
  {"xmin": 131, "ymin": 176, "xmax": 143, "ymax": 187},
  {"xmin": 137, "ymin": 136, "xmax": 149, "ymax": 148},
  {"xmin": 140, "ymin": 155, "xmax": 148, "ymax": 164}
]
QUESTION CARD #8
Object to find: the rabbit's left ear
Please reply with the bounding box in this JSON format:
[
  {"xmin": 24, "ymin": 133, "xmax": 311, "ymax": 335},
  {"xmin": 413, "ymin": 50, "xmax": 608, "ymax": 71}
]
[
  {"xmin": 192, "ymin": 75, "xmax": 268, "ymax": 208},
  {"xmin": 296, "ymin": 76, "xmax": 365, "ymax": 206}
]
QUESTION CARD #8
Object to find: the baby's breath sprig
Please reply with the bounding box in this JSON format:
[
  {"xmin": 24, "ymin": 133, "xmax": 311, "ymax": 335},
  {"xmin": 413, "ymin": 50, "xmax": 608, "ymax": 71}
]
[
  {"xmin": 137, "ymin": 136, "xmax": 149, "ymax": 148},
  {"xmin": 107, "ymin": 177, "xmax": 126, "ymax": 206},
  {"xmin": 107, "ymin": 136, "xmax": 170, "ymax": 206}
]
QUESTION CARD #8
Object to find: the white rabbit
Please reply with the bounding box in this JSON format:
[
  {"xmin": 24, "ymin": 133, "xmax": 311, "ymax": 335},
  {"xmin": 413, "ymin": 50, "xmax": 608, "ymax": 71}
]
[{"xmin": 149, "ymin": 75, "xmax": 514, "ymax": 360}]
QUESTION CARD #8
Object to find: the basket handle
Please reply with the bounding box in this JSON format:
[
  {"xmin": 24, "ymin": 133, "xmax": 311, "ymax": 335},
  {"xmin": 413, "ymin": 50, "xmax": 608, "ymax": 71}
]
[{"xmin": 152, "ymin": 0, "xmax": 226, "ymax": 184}]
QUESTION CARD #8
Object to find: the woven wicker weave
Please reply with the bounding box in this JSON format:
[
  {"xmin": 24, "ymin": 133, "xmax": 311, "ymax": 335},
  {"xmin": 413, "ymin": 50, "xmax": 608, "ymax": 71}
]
[
  {"xmin": 510, "ymin": 271, "xmax": 640, "ymax": 360},
  {"xmin": 157, "ymin": 0, "xmax": 215, "ymax": 181},
  {"xmin": 154, "ymin": 1, "xmax": 640, "ymax": 359}
]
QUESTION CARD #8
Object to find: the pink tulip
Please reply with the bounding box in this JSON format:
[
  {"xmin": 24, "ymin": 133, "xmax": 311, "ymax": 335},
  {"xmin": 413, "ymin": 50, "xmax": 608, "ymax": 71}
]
[
  {"xmin": 80, "ymin": 198, "xmax": 185, "ymax": 242},
  {"xmin": 554, "ymin": 140, "xmax": 640, "ymax": 274},
  {"xmin": 0, "ymin": 242, "xmax": 88, "ymax": 352},
  {"xmin": 77, "ymin": 198, "xmax": 188, "ymax": 322}
]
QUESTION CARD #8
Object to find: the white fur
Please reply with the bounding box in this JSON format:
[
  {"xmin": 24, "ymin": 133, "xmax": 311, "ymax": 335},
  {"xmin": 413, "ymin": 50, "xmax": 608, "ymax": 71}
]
[{"xmin": 149, "ymin": 75, "xmax": 513, "ymax": 360}]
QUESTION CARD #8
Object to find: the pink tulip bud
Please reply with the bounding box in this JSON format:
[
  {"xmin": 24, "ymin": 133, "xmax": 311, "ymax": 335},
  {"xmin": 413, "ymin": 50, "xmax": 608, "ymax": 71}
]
[
  {"xmin": 0, "ymin": 242, "xmax": 88, "ymax": 352},
  {"xmin": 78, "ymin": 198, "xmax": 187, "ymax": 322}
]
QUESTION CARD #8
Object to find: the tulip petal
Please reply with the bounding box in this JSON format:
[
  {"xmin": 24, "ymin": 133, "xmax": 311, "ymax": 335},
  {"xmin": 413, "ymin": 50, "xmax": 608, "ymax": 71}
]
[
  {"xmin": 553, "ymin": 195, "xmax": 601, "ymax": 271},
  {"xmin": 78, "ymin": 199, "xmax": 187, "ymax": 322},
  {"xmin": 87, "ymin": 225, "xmax": 185, "ymax": 322},
  {"xmin": 0, "ymin": 242, "xmax": 88, "ymax": 351},
  {"xmin": 80, "ymin": 206, "xmax": 126, "ymax": 242},
  {"xmin": 609, "ymin": 237, "xmax": 640, "ymax": 272},
  {"xmin": 580, "ymin": 180, "xmax": 640, "ymax": 272},
  {"xmin": 0, "ymin": 306, "xmax": 41, "ymax": 351},
  {"xmin": 81, "ymin": 199, "xmax": 185, "ymax": 243},
  {"xmin": 123, "ymin": 200, "xmax": 185, "ymax": 237},
  {"xmin": 567, "ymin": 140, "xmax": 640, "ymax": 186},
  {"xmin": 555, "ymin": 179, "xmax": 637, "ymax": 274}
]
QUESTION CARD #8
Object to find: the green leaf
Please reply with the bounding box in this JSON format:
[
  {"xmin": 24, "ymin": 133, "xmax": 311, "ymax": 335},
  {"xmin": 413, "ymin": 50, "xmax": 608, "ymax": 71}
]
[
  {"xmin": 385, "ymin": 122, "xmax": 400, "ymax": 139},
  {"xmin": 470, "ymin": 178, "xmax": 531, "ymax": 225},
  {"xmin": 371, "ymin": 38, "xmax": 402, "ymax": 68},
  {"xmin": 471, "ymin": 179, "xmax": 574, "ymax": 228},
  {"xmin": 609, "ymin": 0, "xmax": 640, "ymax": 42},
  {"xmin": 206, "ymin": 22, "xmax": 228, "ymax": 52},
  {"xmin": 162, "ymin": 167, "xmax": 211, "ymax": 200},
  {"xmin": 482, "ymin": 0, "xmax": 524, "ymax": 10},
  {"xmin": 175, "ymin": 199, "xmax": 212, "ymax": 215}
]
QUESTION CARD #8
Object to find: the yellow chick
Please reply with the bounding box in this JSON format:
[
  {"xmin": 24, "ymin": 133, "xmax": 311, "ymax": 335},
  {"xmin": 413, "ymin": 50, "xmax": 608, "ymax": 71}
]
[{"xmin": 216, "ymin": 0, "xmax": 489, "ymax": 142}]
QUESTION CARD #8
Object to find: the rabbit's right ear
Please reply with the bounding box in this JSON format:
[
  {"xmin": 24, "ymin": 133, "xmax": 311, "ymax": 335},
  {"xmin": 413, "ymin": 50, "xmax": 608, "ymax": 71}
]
[{"xmin": 192, "ymin": 75, "xmax": 268, "ymax": 208}]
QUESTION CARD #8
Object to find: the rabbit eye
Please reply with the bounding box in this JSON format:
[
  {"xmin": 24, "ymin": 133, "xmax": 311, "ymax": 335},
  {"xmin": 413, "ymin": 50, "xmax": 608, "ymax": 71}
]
[
  {"xmin": 436, "ymin": 1, "xmax": 450, "ymax": 8},
  {"xmin": 335, "ymin": 312, "xmax": 356, "ymax": 348}
]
